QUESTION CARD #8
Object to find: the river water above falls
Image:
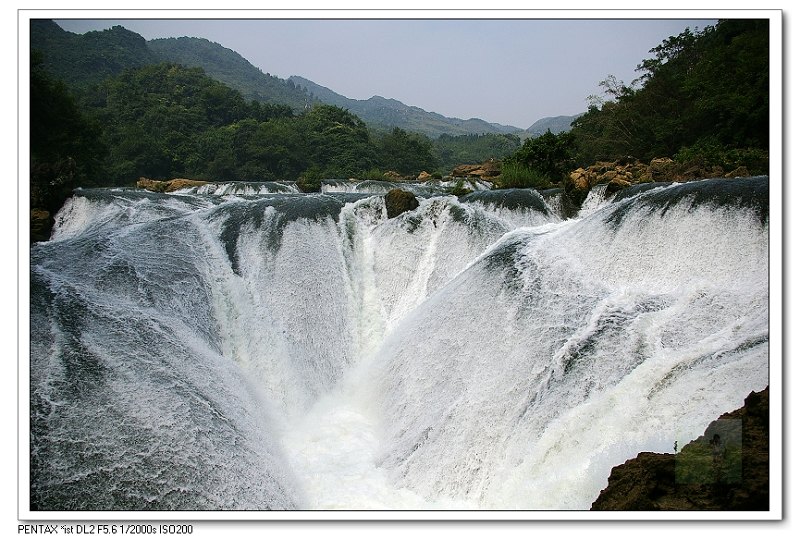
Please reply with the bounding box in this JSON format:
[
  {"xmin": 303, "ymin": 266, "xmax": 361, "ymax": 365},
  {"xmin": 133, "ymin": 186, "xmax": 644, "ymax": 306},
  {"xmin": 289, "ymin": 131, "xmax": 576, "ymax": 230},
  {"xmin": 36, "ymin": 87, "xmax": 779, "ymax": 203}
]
[{"xmin": 29, "ymin": 177, "xmax": 770, "ymax": 511}]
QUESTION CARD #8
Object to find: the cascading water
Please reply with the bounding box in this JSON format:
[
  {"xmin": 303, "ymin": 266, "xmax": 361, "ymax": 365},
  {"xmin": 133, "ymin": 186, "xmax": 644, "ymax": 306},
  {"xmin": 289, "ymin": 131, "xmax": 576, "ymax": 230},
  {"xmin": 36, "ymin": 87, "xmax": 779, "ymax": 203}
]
[{"xmin": 28, "ymin": 177, "xmax": 770, "ymax": 511}]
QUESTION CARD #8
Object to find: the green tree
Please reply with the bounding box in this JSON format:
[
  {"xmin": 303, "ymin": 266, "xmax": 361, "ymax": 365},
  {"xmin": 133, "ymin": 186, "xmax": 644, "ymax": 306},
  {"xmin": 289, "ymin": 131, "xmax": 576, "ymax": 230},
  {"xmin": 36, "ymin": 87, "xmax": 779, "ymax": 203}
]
[
  {"xmin": 433, "ymin": 133, "xmax": 520, "ymax": 172},
  {"xmin": 505, "ymin": 130, "xmax": 576, "ymax": 181},
  {"xmin": 377, "ymin": 127, "xmax": 438, "ymax": 175},
  {"xmin": 297, "ymin": 105, "xmax": 377, "ymax": 177},
  {"xmin": 30, "ymin": 51, "xmax": 104, "ymax": 210},
  {"xmin": 571, "ymin": 19, "xmax": 769, "ymax": 165}
]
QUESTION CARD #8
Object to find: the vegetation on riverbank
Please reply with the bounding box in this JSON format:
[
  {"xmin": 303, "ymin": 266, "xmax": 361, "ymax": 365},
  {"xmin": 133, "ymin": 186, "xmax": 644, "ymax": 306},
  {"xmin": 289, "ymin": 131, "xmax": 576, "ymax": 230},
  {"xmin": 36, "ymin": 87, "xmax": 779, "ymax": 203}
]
[{"xmin": 29, "ymin": 18, "xmax": 770, "ymax": 240}]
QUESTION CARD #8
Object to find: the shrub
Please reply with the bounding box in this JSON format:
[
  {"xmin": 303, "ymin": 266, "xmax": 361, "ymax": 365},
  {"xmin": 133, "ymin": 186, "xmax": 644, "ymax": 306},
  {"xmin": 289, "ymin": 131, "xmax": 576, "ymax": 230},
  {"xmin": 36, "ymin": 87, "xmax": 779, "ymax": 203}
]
[
  {"xmin": 497, "ymin": 162, "xmax": 554, "ymax": 189},
  {"xmin": 674, "ymin": 141, "xmax": 769, "ymax": 175}
]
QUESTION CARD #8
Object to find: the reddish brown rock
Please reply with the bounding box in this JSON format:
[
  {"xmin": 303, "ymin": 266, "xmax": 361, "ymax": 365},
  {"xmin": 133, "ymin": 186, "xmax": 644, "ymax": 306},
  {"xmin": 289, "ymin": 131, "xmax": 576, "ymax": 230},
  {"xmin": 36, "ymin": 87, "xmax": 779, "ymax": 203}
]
[
  {"xmin": 451, "ymin": 159, "xmax": 501, "ymax": 179},
  {"xmin": 137, "ymin": 177, "xmax": 208, "ymax": 192}
]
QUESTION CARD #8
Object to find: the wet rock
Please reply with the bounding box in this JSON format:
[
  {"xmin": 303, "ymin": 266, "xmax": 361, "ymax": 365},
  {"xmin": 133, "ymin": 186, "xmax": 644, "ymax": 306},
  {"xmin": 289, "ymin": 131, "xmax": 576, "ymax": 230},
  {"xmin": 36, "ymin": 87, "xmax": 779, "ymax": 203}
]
[
  {"xmin": 384, "ymin": 188, "xmax": 419, "ymax": 218},
  {"xmin": 564, "ymin": 168, "xmax": 592, "ymax": 206}
]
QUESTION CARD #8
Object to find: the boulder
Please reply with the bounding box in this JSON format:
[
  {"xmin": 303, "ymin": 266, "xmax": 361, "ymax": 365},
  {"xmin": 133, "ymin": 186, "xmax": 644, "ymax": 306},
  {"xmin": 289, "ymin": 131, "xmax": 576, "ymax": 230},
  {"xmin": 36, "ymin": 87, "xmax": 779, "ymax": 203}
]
[
  {"xmin": 605, "ymin": 175, "xmax": 633, "ymax": 195},
  {"xmin": 451, "ymin": 164, "xmax": 483, "ymax": 177},
  {"xmin": 384, "ymin": 188, "xmax": 419, "ymax": 218},
  {"xmin": 137, "ymin": 177, "xmax": 208, "ymax": 193},
  {"xmin": 163, "ymin": 178, "xmax": 208, "ymax": 192},
  {"xmin": 649, "ymin": 157, "xmax": 675, "ymax": 181},
  {"xmin": 564, "ymin": 168, "xmax": 592, "ymax": 205},
  {"xmin": 451, "ymin": 160, "xmax": 501, "ymax": 179},
  {"xmin": 417, "ymin": 171, "xmax": 432, "ymax": 182}
]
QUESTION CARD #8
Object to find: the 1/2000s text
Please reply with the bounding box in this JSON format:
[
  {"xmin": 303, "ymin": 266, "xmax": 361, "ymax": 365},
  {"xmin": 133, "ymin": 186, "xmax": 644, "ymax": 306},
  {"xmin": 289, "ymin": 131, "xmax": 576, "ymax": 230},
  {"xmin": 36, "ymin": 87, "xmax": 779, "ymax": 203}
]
[{"xmin": 19, "ymin": 525, "xmax": 193, "ymax": 535}]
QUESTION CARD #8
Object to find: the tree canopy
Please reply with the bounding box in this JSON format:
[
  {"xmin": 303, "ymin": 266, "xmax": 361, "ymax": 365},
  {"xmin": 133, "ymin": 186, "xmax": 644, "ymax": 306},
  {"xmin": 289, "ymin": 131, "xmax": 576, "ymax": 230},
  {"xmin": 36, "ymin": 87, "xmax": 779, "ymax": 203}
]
[
  {"xmin": 570, "ymin": 19, "xmax": 769, "ymax": 166},
  {"xmin": 43, "ymin": 62, "xmax": 438, "ymax": 185}
]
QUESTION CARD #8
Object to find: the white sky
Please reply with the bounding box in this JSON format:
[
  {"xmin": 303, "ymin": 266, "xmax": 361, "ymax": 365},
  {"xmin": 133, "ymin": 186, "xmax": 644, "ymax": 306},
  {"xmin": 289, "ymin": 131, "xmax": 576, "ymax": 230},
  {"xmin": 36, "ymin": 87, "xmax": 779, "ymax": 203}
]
[{"xmin": 52, "ymin": 16, "xmax": 718, "ymax": 129}]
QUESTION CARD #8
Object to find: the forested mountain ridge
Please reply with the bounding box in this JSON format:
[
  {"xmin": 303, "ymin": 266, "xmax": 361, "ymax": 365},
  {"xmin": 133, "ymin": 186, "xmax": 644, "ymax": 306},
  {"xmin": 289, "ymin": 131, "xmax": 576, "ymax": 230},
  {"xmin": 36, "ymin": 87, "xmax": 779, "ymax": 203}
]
[
  {"xmin": 30, "ymin": 19, "xmax": 158, "ymax": 89},
  {"xmin": 289, "ymin": 75, "xmax": 525, "ymax": 138},
  {"xmin": 149, "ymin": 37, "xmax": 315, "ymax": 111},
  {"xmin": 31, "ymin": 20, "xmax": 536, "ymax": 138},
  {"xmin": 526, "ymin": 115, "xmax": 582, "ymax": 136}
]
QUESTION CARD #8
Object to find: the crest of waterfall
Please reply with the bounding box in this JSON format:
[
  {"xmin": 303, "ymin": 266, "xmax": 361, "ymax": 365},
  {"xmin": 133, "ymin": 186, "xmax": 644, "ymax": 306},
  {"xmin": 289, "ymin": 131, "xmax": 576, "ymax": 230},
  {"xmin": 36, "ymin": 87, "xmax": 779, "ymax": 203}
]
[{"xmin": 29, "ymin": 177, "xmax": 770, "ymax": 511}]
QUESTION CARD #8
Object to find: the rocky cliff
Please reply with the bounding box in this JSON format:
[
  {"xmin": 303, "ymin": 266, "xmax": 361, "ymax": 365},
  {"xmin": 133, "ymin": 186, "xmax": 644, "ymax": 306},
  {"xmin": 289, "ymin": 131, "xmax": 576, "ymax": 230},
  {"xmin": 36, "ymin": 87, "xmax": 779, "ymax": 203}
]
[{"xmin": 592, "ymin": 386, "xmax": 769, "ymax": 511}]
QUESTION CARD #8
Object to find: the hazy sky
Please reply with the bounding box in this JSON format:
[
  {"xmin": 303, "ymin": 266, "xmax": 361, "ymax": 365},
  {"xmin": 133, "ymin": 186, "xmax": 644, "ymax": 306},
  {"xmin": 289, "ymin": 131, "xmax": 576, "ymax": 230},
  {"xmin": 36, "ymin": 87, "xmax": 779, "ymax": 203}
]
[{"xmin": 54, "ymin": 17, "xmax": 717, "ymax": 129}]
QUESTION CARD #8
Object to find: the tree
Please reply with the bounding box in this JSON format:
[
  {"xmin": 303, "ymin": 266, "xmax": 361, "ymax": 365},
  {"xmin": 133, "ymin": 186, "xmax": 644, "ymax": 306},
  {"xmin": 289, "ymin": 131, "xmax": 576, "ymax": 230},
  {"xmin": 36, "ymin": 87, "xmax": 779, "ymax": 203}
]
[
  {"xmin": 30, "ymin": 51, "xmax": 104, "ymax": 211},
  {"xmin": 377, "ymin": 127, "xmax": 438, "ymax": 175},
  {"xmin": 570, "ymin": 20, "xmax": 769, "ymax": 165},
  {"xmin": 297, "ymin": 105, "xmax": 377, "ymax": 177},
  {"xmin": 505, "ymin": 130, "xmax": 576, "ymax": 181}
]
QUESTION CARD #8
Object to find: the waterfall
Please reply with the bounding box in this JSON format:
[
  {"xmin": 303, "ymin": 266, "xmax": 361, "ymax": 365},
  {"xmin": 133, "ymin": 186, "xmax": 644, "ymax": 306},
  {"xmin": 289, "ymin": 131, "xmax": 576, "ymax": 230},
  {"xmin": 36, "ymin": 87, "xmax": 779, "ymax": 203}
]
[{"xmin": 28, "ymin": 177, "xmax": 770, "ymax": 511}]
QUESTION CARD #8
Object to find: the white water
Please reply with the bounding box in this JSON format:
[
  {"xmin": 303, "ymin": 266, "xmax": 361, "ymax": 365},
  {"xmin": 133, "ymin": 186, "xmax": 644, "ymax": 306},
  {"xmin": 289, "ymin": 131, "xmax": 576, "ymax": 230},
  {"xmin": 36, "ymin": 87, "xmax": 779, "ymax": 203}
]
[{"xmin": 30, "ymin": 179, "xmax": 769, "ymax": 511}]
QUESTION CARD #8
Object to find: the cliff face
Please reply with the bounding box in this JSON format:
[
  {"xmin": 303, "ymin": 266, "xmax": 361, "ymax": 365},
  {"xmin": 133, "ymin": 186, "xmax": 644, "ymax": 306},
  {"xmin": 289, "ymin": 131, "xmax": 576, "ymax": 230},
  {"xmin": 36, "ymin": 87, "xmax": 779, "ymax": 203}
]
[{"xmin": 592, "ymin": 387, "xmax": 769, "ymax": 511}]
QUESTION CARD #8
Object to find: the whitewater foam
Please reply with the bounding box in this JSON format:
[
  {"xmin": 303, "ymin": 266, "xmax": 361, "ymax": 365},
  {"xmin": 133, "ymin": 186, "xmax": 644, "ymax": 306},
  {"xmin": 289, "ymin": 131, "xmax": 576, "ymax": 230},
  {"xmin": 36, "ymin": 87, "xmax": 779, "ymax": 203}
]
[{"xmin": 30, "ymin": 178, "xmax": 770, "ymax": 511}]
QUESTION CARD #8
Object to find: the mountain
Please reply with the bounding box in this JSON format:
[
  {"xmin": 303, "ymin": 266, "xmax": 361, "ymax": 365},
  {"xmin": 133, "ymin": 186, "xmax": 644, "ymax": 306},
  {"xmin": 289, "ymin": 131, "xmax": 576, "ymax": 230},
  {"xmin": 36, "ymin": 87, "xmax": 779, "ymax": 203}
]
[
  {"xmin": 290, "ymin": 76, "xmax": 524, "ymax": 138},
  {"xmin": 526, "ymin": 114, "xmax": 582, "ymax": 136},
  {"xmin": 30, "ymin": 19, "xmax": 157, "ymax": 89},
  {"xmin": 148, "ymin": 37, "xmax": 313, "ymax": 111},
  {"xmin": 33, "ymin": 20, "xmax": 570, "ymax": 141}
]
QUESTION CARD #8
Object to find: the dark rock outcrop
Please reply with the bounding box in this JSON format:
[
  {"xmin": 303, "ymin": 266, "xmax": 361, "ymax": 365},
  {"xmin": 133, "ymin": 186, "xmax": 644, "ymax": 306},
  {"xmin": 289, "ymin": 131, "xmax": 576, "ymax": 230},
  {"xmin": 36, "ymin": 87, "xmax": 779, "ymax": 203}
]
[
  {"xmin": 30, "ymin": 209, "xmax": 52, "ymax": 243},
  {"xmin": 384, "ymin": 188, "xmax": 419, "ymax": 218},
  {"xmin": 592, "ymin": 387, "xmax": 769, "ymax": 511},
  {"xmin": 30, "ymin": 158, "xmax": 78, "ymax": 243}
]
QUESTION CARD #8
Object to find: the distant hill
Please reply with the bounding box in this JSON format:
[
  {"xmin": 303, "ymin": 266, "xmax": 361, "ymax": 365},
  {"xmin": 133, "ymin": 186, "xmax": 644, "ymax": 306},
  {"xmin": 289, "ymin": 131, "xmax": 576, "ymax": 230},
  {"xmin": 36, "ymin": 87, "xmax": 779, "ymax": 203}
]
[
  {"xmin": 30, "ymin": 19, "xmax": 157, "ymax": 89},
  {"xmin": 526, "ymin": 114, "xmax": 582, "ymax": 136},
  {"xmin": 290, "ymin": 76, "xmax": 524, "ymax": 138},
  {"xmin": 33, "ymin": 20, "xmax": 576, "ymax": 141},
  {"xmin": 148, "ymin": 37, "xmax": 313, "ymax": 111}
]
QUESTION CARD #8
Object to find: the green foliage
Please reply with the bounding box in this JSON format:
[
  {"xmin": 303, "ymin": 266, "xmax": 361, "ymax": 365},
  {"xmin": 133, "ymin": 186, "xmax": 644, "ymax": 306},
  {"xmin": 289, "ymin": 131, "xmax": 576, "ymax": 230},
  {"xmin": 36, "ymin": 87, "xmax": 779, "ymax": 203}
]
[
  {"xmin": 571, "ymin": 19, "xmax": 769, "ymax": 165},
  {"xmin": 299, "ymin": 105, "xmax": 378, "ymax": 177},
  {"xmin": 30, "ymin": 52, "xmax": 105, "ymax": 212},
  {"xmin": 361, "ymin": 168, "xmax": 385, "ymax": 181},
  {"xmin": 89, "ymin": 63, "xmax": 258, "ymax": 181},
  {"xmin": 297, "ymin": 165, "xmax": 323, "ymax": 193},
  {"xmin": 504, "ymin": 130, "xmax": 576, "ymax": 183},
  {"xmin": 433, "ymin": 133, "xmax": 521, "ymax": 172},
  {"xmin": 497, "ymin": 162, "xmax": 554, "ymax": 189},
  {"xmin": 674, "ymin": 141, "xmax": 769, "ymax": 175},
  {"xmin": 447, "ymin": 179, "xmax": 472, "ymax": 197},
  {"xmin": 149, "ymin": 37, "xmax": 314, "ymax": 112},
  {"xmin": 376, "ymin": 128, "xmax": 438, "ymax": 175},
  {"xmin": 31, "ymin": 20, "xmax": 158, "ymax": 90},
  {"xmin": 64, "ymin": 63, "xmax": 437, "ymax": 184}
]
